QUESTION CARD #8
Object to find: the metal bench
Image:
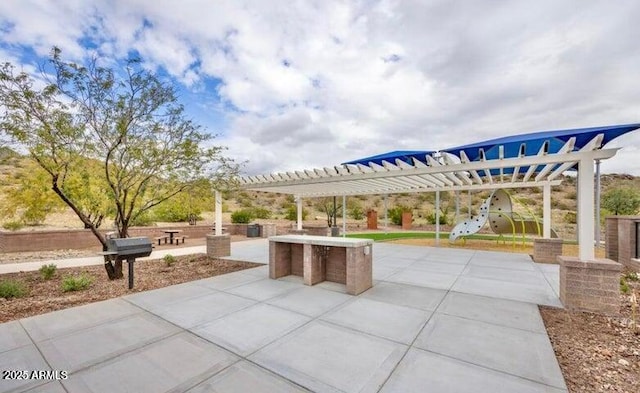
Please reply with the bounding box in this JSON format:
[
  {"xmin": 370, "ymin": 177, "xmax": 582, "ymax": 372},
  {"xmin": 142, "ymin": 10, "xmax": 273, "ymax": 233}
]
[{"xmin": 155, "ymin": 236, "xmax": 169, "ymax": 245}]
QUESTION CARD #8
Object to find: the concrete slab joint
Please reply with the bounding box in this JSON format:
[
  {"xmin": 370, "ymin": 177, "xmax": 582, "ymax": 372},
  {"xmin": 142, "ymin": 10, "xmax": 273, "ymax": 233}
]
[
  {"xmin": 558, "ymin": 255, "xmax": 622, "ymax": 315},
  {"xmin": 206, "ymin": 234, "xmax": 231, "ymax": 258}
]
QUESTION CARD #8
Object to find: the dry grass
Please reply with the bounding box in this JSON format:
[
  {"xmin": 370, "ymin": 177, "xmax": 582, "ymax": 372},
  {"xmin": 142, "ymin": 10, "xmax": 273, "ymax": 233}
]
[{"xmin": 389, "ymin": 237, "xmax": 606, "ymax": 258}]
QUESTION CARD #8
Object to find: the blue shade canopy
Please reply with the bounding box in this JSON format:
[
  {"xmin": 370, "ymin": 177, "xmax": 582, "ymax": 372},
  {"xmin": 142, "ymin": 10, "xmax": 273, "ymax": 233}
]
[
  {"xmin": 442, "ymin": 123, "xmax": 640, "ymax": 161},
  {"xmin": 343, "ymin": 150, "xmax": 435, "ymax": 166}
]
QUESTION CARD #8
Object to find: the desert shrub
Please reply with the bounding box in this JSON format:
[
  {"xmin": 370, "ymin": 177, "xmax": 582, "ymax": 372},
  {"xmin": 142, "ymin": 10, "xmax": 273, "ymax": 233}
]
[
  {"xmin": 388, "ymin": 205, "xmax": 411, "ymax": 225},
  {"xmin": 625, "ymin": 272, "xmax": 639, "ymax": 282},
  {"xmin": 61, "ymin": 274, "xmax": 93, "ymax": 292},
  {"xmin": 349, "ymin": 205, "xmax": 365, "ymax": 220},
  {"xmin": 231, "ymin": 209, "xmax": 254, "ymax": 223},
  {"xmin": 0, "ymin": 162, "xmax": 64, "ymax": 225},
  {"xmin": 565, "ymin": 190, "xmax": 577, "ymax": 200},
  {"xmin": 39, "ymin": 264, "xmax": 57, "ymax": 280},
  {"xmin": 153, "ymin": 201, "xmax": 200, "ymax": 222},
  {"xmin": 163, "ymin": 254, "xmax": 176, "ymax": 266},
  {"xmin": 601, "ymin": 187, "xmax": 640, "ymax": 215},
  {"xmin": 0, "ymin": 280, "xmax": 27, "ymax": 299},
  {"xmin": 552, "ymin": 200, "xmax": 573, "ymax": 210},
  {"xmin": 620, "ymin": 277, "xmax": 630, "ymax": 294},
  {"xmin": 2, "ymin": 221, "xmax": 24, "ymax": 231},
  {"xmin": 564, "ymin": 211, "xmax": 577, "ymax": 224},
  {"xmin": 130, "ymin": 212, "xmax": 155, "ymax": 226},
  {"xmin": 238, "ymin": 197, "xmax": 254, "ymax": 208},
  {"xmin": 426, "ymin": 210, "xmax": 448, "ymax": 225},
  {"xmin": 284, "ymin": 205, "xmax": 308, "ymax": 221},
  {"xmin": 251, "ymin": 207, "xmax": 272, "ymax": 219}
]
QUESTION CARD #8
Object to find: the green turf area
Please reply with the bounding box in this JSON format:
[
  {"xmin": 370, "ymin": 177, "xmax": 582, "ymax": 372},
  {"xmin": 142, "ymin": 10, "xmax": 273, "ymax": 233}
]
[{"xmin": 345, "ymin": 231, "xmax": 539, "ymax": 243}]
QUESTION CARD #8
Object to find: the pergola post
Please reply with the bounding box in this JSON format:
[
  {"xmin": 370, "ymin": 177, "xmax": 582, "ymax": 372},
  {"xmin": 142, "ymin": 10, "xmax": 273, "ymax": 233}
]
[
  {"xmin": 342, "ymin": 195, "xmax": 347, "ymax": 237},
  {"xmin": 384, "ymin": 194, "xmax": 388, "ymax": 233},
  {"xmin": 214, "ymin": 189, "xmax": 222, "ymax": 236},
  {"xmin": 455, "ymin": 190, "xmax": 460, "ymax": 224},
  {"xmin": 595, "ymin": 159, "xmax": 601, "ymax": 247},
  {"xmin": 543, "ymin": 184, "xmax": 551, "ymax": 238},
  {"xmin": 435, "ymin": 190, "xmax": 441, "ymax": 245},
  {"xmin": 577, "ymin": 158, "xmax": 595, "ymax": 260},
  {"xmin": 296, "ymin": 196, "xmax": 303, "ymax": 231},
  {"xmin": 468, "ymin": 190, "xmax": 472, "ymax": 219}
]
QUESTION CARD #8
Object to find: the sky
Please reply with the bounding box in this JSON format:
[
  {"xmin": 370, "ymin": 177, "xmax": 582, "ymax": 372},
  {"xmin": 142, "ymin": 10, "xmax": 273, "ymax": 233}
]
[{"xmin": 1, "ymin": 0, "xmax": 640, "ymax": 176}]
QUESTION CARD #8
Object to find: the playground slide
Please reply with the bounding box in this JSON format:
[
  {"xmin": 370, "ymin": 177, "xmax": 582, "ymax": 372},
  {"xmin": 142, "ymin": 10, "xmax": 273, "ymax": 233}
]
[{"xmin": 449, "ymin": 189, "xmax": 557, "ymax": 242}]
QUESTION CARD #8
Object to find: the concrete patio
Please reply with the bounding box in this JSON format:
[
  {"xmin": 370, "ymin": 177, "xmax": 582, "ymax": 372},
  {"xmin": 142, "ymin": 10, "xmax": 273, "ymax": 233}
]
[{"xmin": 1, "ymin": 239, "xmax": 567, "ymax": 393}]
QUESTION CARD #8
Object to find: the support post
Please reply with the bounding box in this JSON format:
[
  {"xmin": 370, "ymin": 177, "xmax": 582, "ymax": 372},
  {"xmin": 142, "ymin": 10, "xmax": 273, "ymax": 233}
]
[
  {"xmin": 595, "ymin": 159, "xmax": 601, "ymax": 247},
  {"xmin": 342, "ymin": 195, "xmax": 346, "ymax": 238},
  {"xmin": 577, "ymin": 158, "xmax": 595, "ymax": 260},
  {"xmin": 435, "ymin": 190, "xmax": 440, "ymax": 246},
  {"xmin": 296, "ymin": 196, "xmax": 303, "ymax": 231},
  {"xmin": 127, "ymin": 258, "xmax": 134, "ymax": 289},
  {"xmin": 384, "ymin": 194, "xmax": 388, "ymax": 234},
  {"xmin": 575, "ymin": 170, "xmax": 579, "ymax": 243},
  {"xmin": 543, "ymin": 184, "xmax": 551, "ymax": 238},
  {"xmin": 215, "ymin": 189, "xmax": 222, "ymax": 236},
  {"xmin": 455, "ymin": 190, "xmax": 460, "ymax": 224},
  {"xmin": 468, "ymin": 190, "xmax": 472, "ymax": 219}
]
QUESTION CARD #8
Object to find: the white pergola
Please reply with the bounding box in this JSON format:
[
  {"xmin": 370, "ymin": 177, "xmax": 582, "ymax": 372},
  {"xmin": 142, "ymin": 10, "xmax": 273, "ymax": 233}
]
[{"xmin": 221, "ymin": 133, "xmax": 617, "ymax": 261}]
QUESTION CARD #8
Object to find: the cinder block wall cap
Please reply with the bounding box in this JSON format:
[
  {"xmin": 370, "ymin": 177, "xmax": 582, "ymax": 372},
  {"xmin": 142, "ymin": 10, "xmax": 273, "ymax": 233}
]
[{"xmin": 558, "ymin": 256, "xmax": 622, "ymax": 271}]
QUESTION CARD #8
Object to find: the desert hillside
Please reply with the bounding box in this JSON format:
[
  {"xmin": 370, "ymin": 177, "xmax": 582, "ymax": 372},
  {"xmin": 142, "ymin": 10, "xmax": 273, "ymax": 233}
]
[{"xmin": 1, "ymin": 150, "xmax": 639, "ymax": 239}]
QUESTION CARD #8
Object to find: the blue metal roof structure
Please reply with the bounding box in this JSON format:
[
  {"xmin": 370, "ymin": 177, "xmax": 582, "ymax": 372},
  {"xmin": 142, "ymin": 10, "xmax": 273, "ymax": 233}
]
[
  {"xmin": 342, "ymin": 123, "xmax": 640, "ymax": 169},
  {"xmin": 342, "ymin": 150, "xmax": 435, "ymax": 166},
  {"xmin": 442, "ymin": 123, "xmax": 640, "ymax": 161}
]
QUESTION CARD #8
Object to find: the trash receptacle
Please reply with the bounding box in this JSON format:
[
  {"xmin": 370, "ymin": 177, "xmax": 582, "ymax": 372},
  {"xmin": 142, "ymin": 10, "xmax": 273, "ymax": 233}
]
[
  {"xmin": 331, "ymin": 226, "xmax": 340, "ymax": 237},
  {"xmin": 247, "ymin": 224, "xmax": 260, "ymax": 237}
]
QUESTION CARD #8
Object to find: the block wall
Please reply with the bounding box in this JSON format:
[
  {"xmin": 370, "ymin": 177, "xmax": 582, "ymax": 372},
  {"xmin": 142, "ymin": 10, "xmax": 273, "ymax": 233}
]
[{"xmin": 559, "ymin": 256, "xmax": 622, "ymax": 315}]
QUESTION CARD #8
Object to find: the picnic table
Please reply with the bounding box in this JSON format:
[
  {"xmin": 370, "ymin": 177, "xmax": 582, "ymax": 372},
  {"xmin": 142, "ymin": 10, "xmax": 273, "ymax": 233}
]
[{"xmin": 163, "ymin": 229, "xmax": 182, "ymax": 244}]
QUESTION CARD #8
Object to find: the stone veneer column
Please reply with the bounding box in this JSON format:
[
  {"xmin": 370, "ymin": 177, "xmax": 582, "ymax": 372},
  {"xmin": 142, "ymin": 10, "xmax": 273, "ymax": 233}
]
[
  {"xmin": 401, "ymin": 212, "xmax": 412, "ymax": 230},
  {"xmin": 206, "ymin": 234, "xmax": 231, "ymax": 258},
  {"xmin": 269, "ymin": 241, "xmax": 291, "ymax": 279},
  {"xmin": 346, "ymin": 245, "xmax": 373, "ymax": 295},
  {"xmin": 605, "ymin": 216, "xmax": 640, "ymax": 271},
  {"xmin": 533, "ymin": 238, "xmax": 563, "ymax": 264},
  {"xmin": 558, "ymin": 256, "xmax": 622, "ymax": 315},
  {"xmin": 260, "ymin": 224, "xmax": 277, "ymax": 238},
  {"xmin": 605, "ymin": 216, "xmax": 619, "ymax": 262},
  {"xmin": 303, "ymin": 244, "xmax": 325, "ymax": 285},
  {"xmin": 367, "ymin": 210, "xmax": 378, "ymax": 230}
]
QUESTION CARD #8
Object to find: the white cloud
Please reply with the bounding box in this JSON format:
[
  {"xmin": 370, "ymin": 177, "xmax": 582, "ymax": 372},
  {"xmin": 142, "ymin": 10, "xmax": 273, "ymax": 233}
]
[{"xmin": 2, "ymin": 0, "xmax": 640, "ymax": 176}]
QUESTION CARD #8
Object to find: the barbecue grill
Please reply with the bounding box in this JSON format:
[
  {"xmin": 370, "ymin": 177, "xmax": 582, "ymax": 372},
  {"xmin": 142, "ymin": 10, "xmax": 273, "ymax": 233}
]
[{"xmin": 106, "ymin": 237, "xmax": 153, "ymax": 289}]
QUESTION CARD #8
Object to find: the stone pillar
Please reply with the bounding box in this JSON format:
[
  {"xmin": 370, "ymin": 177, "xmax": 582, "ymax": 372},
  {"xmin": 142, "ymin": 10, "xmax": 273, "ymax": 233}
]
[
  {"xmin": 533, "ymin": 238, "xmax": 563, "ymax": 264},
  {"xmin": 346, "ymin": 244, "xmax": 373, "ymax": 295},
  {"xmin": 269, "ymin": 241, "xmax": 291, "ymax": 279},
  {"xmin": 206, "ymin": 234, "xmax": 231, "ymax": 258},
  {"xmin": 605, "ymin": 216, "xmax": 619, "ymax": 262},
  {"xmin": 401, "ymin": 212, "xmax": 412, "ymax": 230},
  {"xmin": 304, "ymin": 244, "xmax": 325, "ymax": 285},
  {"xmin": 605, "ymin": 216, "xmax": 640, "ymax": 271},
  {"xmin": 260, "ymin": 224, "xmax": 277, "ymax": 238},
  {"xmin": 559, "ymin": 256, "xmax": 622, "ymax": 315},
  {"xmin": 367, "ymin": 210, "xmax": 378, "ymax": 229}
]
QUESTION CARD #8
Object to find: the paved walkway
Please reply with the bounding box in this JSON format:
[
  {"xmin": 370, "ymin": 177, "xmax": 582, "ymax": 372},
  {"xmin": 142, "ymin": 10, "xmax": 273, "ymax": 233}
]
[{"xmin": 1, "ymin": 240, "xmax": 567, "ymax": 393}]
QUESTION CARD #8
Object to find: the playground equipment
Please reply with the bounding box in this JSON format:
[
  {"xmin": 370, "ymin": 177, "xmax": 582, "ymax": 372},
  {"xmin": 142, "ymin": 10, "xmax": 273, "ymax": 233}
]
[{"xmin": 449, "ymin": 189, "xmax": 557, "ymax": 243}]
